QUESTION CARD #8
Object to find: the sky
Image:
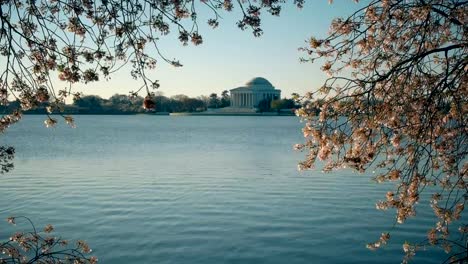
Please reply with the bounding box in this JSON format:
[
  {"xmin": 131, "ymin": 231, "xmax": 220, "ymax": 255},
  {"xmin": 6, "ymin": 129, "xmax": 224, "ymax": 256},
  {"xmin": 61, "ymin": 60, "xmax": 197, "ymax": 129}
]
[{"xmin": 75, "ymin": 1, "xmax": 365, "ymax": 99}]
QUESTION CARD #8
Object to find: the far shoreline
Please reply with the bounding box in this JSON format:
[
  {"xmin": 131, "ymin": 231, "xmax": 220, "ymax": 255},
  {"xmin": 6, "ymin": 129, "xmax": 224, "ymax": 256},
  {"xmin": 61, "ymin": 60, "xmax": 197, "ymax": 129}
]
[{"xmin": 22, "ymin": 112, "xmax": 296, "ymax": 116}]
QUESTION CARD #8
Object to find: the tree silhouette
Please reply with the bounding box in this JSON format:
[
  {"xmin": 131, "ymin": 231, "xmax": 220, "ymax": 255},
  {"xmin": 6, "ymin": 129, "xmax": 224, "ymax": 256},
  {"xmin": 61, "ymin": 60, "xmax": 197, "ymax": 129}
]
[{"xmin": 220, "ymin": 90, "xmax": 230, "ymax": 107}]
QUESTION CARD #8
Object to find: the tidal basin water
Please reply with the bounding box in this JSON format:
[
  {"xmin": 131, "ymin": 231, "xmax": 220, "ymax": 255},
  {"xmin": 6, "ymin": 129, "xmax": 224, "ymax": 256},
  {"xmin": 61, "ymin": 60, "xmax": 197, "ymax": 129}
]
[{"xmin": 0, "ymin": 116, "xmax": 448, "ymax": 263}]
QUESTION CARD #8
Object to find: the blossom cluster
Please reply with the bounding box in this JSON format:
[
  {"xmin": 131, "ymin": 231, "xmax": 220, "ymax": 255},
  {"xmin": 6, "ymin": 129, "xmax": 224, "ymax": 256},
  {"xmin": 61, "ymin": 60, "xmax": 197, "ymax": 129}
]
[{"xmin": 1, "ymin": 216, "xmax": 97, "ymax": 263}]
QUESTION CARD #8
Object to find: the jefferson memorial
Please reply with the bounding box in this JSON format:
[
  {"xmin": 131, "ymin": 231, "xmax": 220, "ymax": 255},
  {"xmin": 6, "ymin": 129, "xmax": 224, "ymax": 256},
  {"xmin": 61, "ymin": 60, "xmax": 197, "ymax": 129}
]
[{"xmin": 229, "ymin": 77, "xmax": 281, "ymax": 109}]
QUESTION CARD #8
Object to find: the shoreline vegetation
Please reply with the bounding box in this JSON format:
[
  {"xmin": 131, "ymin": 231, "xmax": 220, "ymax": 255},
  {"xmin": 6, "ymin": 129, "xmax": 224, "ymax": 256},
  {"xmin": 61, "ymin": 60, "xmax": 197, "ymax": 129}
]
[{"xmin": 1, "ymin": 93, "xmax": 299, "ymax": 116}]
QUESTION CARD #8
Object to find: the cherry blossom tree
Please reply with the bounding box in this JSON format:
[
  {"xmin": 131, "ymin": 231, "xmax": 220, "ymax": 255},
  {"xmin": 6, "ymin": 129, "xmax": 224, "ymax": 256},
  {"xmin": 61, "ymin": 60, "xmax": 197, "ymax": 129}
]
[
  {"xmin": 1, "ymin": 216, "xmax": 97, "ymax": 263},
  {"xmin": 295, "ymin": 0, "xmax": 467, "ymax": 262},
  {"xmin": 0, "ymin": 1, "xmax": 304, "ymax": 261},
  {"xmin": 0, "ymin": 0, "xmax": 466, "ymax": 262},
  {"xmin": 0, "ymin": 0, "xmax": 304, "ymax": 130},
  {"xmin": 0, "ymin": 0, "xmax": 305, "ymax": 169}
]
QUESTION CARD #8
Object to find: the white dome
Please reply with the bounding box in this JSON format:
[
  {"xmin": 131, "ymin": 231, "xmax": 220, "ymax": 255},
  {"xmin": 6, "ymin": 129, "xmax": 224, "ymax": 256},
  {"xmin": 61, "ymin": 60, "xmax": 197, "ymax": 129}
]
[{"xmin": 245, "ymin": 77, "xmax": 274, "ymax": 89}]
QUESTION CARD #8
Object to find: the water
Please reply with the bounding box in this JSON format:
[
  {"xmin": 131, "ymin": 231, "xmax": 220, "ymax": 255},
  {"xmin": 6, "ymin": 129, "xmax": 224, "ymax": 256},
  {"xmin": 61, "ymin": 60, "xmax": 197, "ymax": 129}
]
[{"xmin": 0, "ymin": 116, "xmax": 448, "ymax": 263}]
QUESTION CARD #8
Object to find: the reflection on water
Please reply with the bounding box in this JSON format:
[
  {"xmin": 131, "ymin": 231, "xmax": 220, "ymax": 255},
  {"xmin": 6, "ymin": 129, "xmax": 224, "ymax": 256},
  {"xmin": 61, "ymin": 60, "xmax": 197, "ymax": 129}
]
[{"xmin": 0, "ymin": 116, "xmax": 446, "ymax": 263}]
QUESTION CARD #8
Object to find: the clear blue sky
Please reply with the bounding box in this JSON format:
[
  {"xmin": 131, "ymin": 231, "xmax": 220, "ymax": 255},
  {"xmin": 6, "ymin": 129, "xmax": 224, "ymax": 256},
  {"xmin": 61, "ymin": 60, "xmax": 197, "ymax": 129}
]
[{"xmin": 76, "ymin": 1, "xmax": 365, "ymax": 99}]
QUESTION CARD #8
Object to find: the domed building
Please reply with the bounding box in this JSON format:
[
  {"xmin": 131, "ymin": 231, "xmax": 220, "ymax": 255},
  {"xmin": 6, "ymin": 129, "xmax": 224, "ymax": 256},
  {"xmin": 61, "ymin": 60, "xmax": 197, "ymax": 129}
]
[{"xmin": 230, "ymin": 77, "xmax": 281, "ymax": 108}]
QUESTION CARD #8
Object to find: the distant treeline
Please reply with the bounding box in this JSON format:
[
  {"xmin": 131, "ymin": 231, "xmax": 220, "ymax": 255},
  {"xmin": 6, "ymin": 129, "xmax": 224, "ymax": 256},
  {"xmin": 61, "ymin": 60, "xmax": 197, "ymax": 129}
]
[{"xmin": 1, "ymin": 91, "xmax": 299, "ymax": 115}]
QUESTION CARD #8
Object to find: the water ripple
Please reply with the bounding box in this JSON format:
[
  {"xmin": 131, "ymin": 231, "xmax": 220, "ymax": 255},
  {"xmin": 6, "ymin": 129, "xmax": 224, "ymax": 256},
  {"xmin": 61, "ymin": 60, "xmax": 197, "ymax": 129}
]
[{"xmin": 0, "ymin": 116, "xmax": 451, "ymax": 263}]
